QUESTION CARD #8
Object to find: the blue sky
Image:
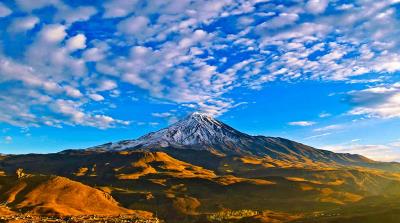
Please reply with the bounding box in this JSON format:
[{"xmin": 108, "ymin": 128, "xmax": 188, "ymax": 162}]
[{"xmin": 0, "ymin": 0, "xmax": 400, "ymax": 161}]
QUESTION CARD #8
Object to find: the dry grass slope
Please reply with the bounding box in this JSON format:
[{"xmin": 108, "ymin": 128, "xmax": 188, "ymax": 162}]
[{"xmin": 0, "ymin": 176, "xmax": 152, "ymax": 217}]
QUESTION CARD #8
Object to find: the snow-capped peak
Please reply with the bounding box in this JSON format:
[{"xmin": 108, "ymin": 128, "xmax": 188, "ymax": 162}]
[
  {"xmin": 133, "ymin": 112, "xmax": 251, "ymax": 148},
  {"xmin": 91, "ymin": 112, "xmax": 254, "ymax": 152},
  {"xmin": 185, "ymin": 112, "xmax": 220, "ymax": 124}
]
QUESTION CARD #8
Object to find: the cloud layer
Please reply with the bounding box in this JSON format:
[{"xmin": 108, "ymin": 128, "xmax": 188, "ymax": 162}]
[{"xmin": 1, "ymin": 0, "xmax": 400, "ymax": 129}]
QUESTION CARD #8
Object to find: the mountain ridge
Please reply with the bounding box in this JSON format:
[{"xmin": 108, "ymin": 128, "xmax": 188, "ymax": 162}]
[{"xmin": 82, "ymin": 112, "xmax": 391, "ymax": 170}]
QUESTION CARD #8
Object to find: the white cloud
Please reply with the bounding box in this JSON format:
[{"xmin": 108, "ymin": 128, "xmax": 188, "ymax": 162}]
[
  {"xmin": 64, "ymin": 86, "xmax": 83, "ymax": 98},
  {"xmin": 0, "ymin": 3, "xmax": 12, "ymax": 17},
  {"xmin": 97, "ymin": 80, "xmax": 117, "ymax": 91},
  {"xmin": 96, "ymin": 64, "xmax": 118, "ymax": 77},
  {"xmin": 0, "ymin": 80, "xmax": 124, "ymax": 129},
  {"xmin": 56, "ymin": 6, "xmax": 97, "ymax": 24},
  {"xmin": 24, "ymin": 23, "xmax": 87, "ymax": 85},
  {"xmin": 178, "ymin": 29, "xmax": 208, "ymax": 48},
  {"xmin": 83, "ymin": 47, "xmax": 106, "ymax": 62},
  {"xmin": 314, "ymin": 124, "xmax": 344, "ymax": 132},
  {"xmin": 122, "ymin": 73, "xmax": 151, "ymax": 90},
  {"xmin": 117, "ymin": 16, "xmax": 150, "ymax": 36},
  {"xmin": 51, "ymin": 99, "xmax": 129, "ymax": 129},
  {"xmin": 319, "ymin": 112, "xmax": 331, "ymax": 118},
  {"xmin": 336, "ymin": 4, "xmax": 354, "ymax": 10},
  {"xmin": 0, "ymin": 30, "xmax": 119, "ymax": 129},
  {"xmin": 321, "ymin": 143, "xmax": 400, "ymax": 162},
  {"xmin": 374, "ymin": 60, "xmax": 400, "ymax": 73},
  {"xmin": 0, "ymin": 87, "xmax": 45, "ymax": 127},
  {"xmin": 305, "ymin": 132, "xmax": 331, "ymax": 139},
  {"xmin": 306, "ymin": 0, "xmax": 329, "ymax": 14},
  {"xmin": 102, "ymin": 0, "xmax": 138, "ymax": 18},
  {"xmin": 66, "ymin": 34, "xmax": 87, "ymax": 51},
  {"xmin": 258, "ymin": 13, "xmax": 299, "ymax": 30},
  {"xmin": 39, "ymin": 24, "xmax": 67, "ymax": 43},
  {"xmin": 88, "ymin": 93, "xmax": 104, "ymax": 102},
  {"xmin": 390, "ymin": 141, "xmax": 400, "ymax": 147},
  {"xmin": 4, "ymin": 136, "xmax": 12, "ymax": 144},
  {"xmin": 152, "ymin": 112, "xmax": 173, "ymax": 118},
  {"xmin": 15, "ymin": 0, "xmax": 62, "ymax": 11},
  {"xmin": 149, "ymin": 122, "xmax": 159, "ymax": 127},
  {"xmin": 288, "ymin": 121, "xmax": 316, "ymax": 126},
  {"xmin": 9, "ymin": 16, "xmax": 40, "ymax": 32},
  {"xmin": 348, "ymin": 83, "xmax": 400, "ymax": 119}
]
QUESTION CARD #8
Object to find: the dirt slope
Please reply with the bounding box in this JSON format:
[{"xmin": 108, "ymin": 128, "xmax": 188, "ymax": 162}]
[{"xmin": 1, "ymin": 176, "xmax": 152, "ymax": 217}]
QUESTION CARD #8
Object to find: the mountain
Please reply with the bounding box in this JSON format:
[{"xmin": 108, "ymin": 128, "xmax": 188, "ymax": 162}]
[
  {"xmin": 2, "ymin": 113, "xmax": 400, "ymax": 222},
  {"xmin": 86, "ymin": 112, "xmax": 379, "ymax": 168},
  {"xmin": 88, "ymin": 112, "xmax": 255, "ymax": 154}
]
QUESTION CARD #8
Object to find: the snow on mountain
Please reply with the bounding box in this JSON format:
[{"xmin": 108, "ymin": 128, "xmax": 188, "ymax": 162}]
[
  {"xmin": 88, "ymin": 112, "xmax": 254, "ymax": 153},
  {"xmin": 135, "ymin": 112, "xmax": 252, "ymax": 146},
  {"xmin": 85, "ymin": 112, "xmax": 372, "ymax": 165}
]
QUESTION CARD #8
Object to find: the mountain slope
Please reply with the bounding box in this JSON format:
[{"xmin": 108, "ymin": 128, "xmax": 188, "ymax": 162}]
[
  {"xmin": 0, "ymin": 175, "xmax": 152, "ymax": 217},
  {"xmin": 86, "ymin": 113, "xmax": 388, "ymax": 169},
  {"xmin": 89, "ymin": 112, "xmax": 256, "ymax": 155}
]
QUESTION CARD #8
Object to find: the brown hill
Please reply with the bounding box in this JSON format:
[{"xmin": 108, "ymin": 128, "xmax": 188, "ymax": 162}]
[
  {"xmin": 0, "ymin": 175, "xmax": 152, "ymax": 217},
  {"xmin": 2, "ymin": 150, "xmax": 400, "ymax": 222},
  {"xmin": 114, "ymin": 151, "xmax": 216, "ymax": 179},
  {"xmin": 0, "ymin": 151, "xmax": 216, "ymax": 180}
]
